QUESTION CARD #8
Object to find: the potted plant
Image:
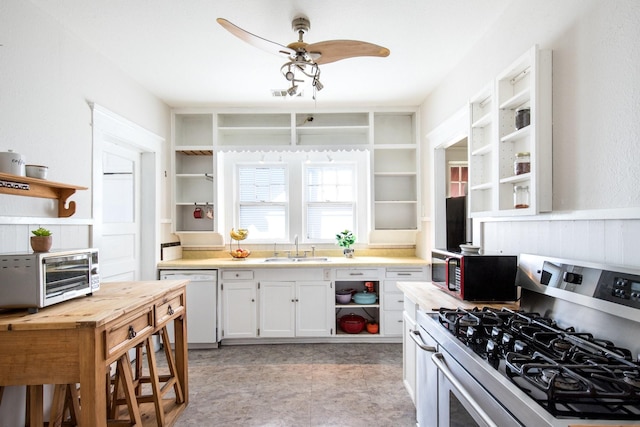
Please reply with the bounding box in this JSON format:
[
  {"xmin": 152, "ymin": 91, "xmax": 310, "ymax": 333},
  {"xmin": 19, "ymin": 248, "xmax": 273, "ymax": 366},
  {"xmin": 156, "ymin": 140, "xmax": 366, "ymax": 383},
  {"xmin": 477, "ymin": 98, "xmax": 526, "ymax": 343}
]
[
  {"xmin": 30, "ymin": 227, "xmax": 52, "ymax": 252},
  {"xmin": 336, "ymin": 229, "xmax": 356, "ymax": 258}
]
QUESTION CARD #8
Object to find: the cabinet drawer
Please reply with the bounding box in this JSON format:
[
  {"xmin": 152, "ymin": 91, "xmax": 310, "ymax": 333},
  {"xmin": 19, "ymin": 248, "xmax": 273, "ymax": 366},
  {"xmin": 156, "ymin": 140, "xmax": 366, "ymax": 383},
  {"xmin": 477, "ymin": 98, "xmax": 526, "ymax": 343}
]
[
  {"xmin": 335, "ymin": 268, "xmax": 379, "ymax": 279},
  {"xmin": 156, "ymin": 290, "xmax": 186, "ymax": 326},
  {"xmin": 383, "ymin": 293, "xmax": 405, "ymax": 311},
  {"xmin": 105, "ymin": 306, "xmax": 154, "ymax": 360},
  {"xmin": 385, "ymin": 268, "xmax": 426, "ymax": 279},
  {"xmin": 222, "ymin": 270, "xmax": 254, "ymax": 280},
  {"xmin": 383, "ymin": 310, "xmax": 404, "ymax": 336}
]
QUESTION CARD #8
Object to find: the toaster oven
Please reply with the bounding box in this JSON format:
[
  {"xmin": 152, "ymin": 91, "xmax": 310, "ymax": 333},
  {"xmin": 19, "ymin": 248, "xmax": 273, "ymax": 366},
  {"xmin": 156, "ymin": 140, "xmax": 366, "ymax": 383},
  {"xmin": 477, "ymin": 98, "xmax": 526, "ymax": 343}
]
[{"xmin": 0, "ymin": 249, "xmax": 99, "ymax": 313}]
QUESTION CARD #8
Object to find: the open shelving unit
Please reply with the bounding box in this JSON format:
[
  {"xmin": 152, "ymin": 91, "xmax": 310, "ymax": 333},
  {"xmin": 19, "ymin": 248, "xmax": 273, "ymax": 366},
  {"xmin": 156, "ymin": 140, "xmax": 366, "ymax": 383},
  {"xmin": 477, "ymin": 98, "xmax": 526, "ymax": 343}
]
[{"xmin": 467, "ymin": 45, "xmax": 552, "ymax": 217}]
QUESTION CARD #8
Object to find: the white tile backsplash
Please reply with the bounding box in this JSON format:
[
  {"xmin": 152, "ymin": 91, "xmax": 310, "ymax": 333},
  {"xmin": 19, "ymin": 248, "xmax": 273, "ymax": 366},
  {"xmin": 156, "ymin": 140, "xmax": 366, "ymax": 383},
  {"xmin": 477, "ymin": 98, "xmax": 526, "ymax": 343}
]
[
  {"xmin": 0, "ymin": 224, "xmax": 91, "ymax": 253},
  {"xmin": 481, "ymin": 218, "xmax": 640, "ymax": 267}
]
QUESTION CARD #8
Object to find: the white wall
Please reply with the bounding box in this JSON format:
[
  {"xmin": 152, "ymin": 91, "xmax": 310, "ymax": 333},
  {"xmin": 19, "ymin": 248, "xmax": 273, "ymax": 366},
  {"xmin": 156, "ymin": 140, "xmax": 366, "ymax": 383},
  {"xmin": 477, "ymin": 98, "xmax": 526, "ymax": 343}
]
[
  {"xmin": 420, "ymin": 0, "xmax": 640, "ymax": 266},
  {"xmin": 0, "ymin": 2, "xmax": 171, "ymax": 422},
  {"xmin": 0, "ymin": 1, "xmax": 171, "ymax": 253}
]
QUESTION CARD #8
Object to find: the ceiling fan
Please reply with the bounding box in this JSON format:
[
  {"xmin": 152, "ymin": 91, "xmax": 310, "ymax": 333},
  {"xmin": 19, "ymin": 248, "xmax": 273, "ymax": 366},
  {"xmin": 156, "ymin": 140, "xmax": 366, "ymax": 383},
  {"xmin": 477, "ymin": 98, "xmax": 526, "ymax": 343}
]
[{"xmin": 216, "ymin": 16, "xmax": 390, "ymax": 97}]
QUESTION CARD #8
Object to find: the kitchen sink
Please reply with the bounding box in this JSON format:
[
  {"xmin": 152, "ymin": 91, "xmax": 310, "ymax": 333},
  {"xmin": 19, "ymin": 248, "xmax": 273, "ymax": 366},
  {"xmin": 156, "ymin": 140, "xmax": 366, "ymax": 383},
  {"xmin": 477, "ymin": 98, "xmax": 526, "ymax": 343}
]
[{"xmin": 263, "ymin": 257, "xmax": 330, "ymax": 263}]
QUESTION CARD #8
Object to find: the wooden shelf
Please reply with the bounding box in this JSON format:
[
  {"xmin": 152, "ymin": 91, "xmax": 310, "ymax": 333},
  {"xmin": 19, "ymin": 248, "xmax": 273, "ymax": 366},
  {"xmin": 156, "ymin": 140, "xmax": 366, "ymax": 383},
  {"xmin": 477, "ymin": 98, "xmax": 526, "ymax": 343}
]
[{"xmin": 0, "ymin": 172, "xmax": 87, "ymax": 217}]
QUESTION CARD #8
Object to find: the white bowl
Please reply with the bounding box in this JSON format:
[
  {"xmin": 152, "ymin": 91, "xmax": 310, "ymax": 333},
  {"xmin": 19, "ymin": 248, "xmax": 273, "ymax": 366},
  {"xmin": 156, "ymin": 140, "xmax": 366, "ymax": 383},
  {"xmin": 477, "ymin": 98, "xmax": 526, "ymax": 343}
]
[
  {"xmin": 25, "ymin": 165, "xmax": 48, "ymax": 179},
  {"xmin": 460, "ymin": 244, "xmax": 481, "ymax": 254}
]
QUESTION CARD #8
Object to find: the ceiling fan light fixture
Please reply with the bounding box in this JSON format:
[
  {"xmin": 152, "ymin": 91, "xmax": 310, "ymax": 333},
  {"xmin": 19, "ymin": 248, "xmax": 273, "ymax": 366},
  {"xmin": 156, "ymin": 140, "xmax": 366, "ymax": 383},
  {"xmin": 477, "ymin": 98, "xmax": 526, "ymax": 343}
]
[
  {"xmin": 287, "ymin": 84, "xmax": 299, "ymax": 96},
  {"xmin": 217, "ymin": 16, "xmax": 390, "ymax": 100}
]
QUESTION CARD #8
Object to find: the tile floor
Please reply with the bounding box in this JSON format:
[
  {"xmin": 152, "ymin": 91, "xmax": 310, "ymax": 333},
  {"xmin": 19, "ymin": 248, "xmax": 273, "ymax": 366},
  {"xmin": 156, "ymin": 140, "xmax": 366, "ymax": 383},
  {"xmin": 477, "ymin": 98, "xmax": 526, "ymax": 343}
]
[{"xmin": 173, "ymin": 343, "xmax": 416, "ymax": 426}]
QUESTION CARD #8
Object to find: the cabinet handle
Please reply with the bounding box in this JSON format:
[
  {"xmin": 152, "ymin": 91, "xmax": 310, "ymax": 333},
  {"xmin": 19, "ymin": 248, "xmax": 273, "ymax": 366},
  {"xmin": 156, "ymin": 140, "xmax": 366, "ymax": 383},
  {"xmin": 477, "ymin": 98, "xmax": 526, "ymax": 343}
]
[
  {"xmin": 291, "ymin": 299, "xmax": 295, "ymax": 302},
  {"xmin": 349, "ymin": 272, "xmax": 364, "ymax": 276},
  {"xmin": 167, "ymin": 304, "xmax": 174, "ymax": 316},
  {"xmin": 127, "ymin": 325, "xmax": 137, "ymax": 340},
  {"xmin": 398, "ymin": 273, "xmax": 411, "ymax": 276},
  {"xmin": 397, "ymin": 299, "xmax": 404, "ymax": 303},
  {"xmin": 251, "ymin": 299, "xmax": 255, "ymax": 302}
]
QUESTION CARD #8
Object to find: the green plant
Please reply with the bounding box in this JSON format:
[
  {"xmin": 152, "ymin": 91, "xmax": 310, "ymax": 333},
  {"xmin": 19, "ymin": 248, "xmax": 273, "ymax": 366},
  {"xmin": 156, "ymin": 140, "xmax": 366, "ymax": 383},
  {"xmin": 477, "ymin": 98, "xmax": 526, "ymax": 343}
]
[
  {"xmin": 31, "ymin": 227, "xmax": 52, "ymax": 237},
  {"xmin": 335, "ymin": 230, "xmax": 356, "ymax": 248}
]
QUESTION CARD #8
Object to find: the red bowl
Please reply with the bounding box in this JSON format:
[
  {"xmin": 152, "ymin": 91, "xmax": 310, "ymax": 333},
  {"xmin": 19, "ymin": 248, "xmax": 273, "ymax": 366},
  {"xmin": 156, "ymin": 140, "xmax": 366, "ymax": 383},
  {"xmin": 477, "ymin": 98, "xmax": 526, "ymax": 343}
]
[{"xmin": 339, "ymin": 314, "xmax": 365, "ymax": 334}]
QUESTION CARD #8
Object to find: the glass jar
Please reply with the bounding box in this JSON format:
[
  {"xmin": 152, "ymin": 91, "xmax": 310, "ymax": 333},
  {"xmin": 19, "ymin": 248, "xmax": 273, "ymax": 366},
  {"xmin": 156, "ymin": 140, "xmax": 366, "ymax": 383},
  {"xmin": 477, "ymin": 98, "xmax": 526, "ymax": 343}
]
[
  {"xmin": 514, "ymin": 152, "xmax": 531, "ymax": 175},
  {"xmin": 515, "ymin": 108, "xmax": 530, "ymax": 129},
  {"xmin": 514, "ymin": 185, "xmax": 530, "ymax": 209}
]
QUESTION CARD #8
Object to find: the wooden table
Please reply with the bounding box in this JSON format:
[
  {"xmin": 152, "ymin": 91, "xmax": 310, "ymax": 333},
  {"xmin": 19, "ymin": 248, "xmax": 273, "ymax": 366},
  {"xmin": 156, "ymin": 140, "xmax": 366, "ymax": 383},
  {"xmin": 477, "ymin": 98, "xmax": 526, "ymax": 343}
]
[{"xmin": 0, "ymin": 280, "xmax": 189, "ymax": 426}]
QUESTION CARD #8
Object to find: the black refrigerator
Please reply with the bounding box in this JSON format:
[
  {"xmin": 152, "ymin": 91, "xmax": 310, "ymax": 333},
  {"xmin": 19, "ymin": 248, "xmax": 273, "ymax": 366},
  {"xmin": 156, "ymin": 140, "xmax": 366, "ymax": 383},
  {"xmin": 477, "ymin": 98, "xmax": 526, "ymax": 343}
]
[{"xmin": 445, "ymin": 196, "xmax": 468, "ymax": 251}]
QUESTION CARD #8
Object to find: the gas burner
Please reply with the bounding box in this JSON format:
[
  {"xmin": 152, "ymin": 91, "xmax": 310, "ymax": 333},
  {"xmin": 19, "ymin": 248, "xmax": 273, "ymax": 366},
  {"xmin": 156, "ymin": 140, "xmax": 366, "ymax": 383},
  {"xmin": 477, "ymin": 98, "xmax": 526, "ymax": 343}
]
[
  {"xmin": 623, "ymin": 371, "xmax": 640, "ymax": 388},
  {"xmin": 551, "ymin": 338, "xmax": 573, "ymax": 352},
  {"xmin": 459, "ymin": 314, "xmax": 478, "ymax": 327},
  {"xmin": 540, "ymin": 369, "xmax": 582, "ymax": 391}
]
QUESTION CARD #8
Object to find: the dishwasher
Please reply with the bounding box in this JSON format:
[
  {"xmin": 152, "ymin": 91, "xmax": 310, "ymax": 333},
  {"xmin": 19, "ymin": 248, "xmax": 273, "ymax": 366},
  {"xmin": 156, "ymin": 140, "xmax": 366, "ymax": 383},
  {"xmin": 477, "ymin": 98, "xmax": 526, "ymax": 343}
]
[{"xmin": 159, "ymin": 270, "xmax": 218, "ymax": 348}]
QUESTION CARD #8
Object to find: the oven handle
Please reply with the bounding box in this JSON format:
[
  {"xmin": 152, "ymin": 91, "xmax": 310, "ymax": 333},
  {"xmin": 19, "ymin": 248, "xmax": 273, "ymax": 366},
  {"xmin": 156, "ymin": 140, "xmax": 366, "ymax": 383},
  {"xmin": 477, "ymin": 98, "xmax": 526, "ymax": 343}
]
[
  {"xmin": 431, "ymin": 353, "xmax": 498, "ymax": 427},
  {"xmin": 409, "ymin": 329, "xmax": 437, "ymax": 352}
]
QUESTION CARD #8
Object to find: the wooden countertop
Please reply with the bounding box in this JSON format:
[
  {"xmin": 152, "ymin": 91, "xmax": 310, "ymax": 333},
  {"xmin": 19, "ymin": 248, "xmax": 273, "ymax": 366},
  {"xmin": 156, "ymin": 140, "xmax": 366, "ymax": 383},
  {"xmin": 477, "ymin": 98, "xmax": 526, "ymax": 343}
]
[
  {"xmin": 396, "ymin": 281, "xmax": 520, "ymax": 312},
  {"xmin": 0, "ymin": 280, "xmax": 188, "ymax": 331},
  {"xmin": 158, "ymin": 256, "xmax": 428, "ymax": 269}
]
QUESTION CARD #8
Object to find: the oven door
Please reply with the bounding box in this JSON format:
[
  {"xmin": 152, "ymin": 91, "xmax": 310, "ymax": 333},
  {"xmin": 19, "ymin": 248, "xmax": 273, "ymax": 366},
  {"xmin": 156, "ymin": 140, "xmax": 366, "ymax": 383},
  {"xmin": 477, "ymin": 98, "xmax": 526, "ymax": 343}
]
[
  {"xmin": 43, "ymin": 253, "xmax": 92, "ymax": 303},
  {"xmin": 432, "ymin": 351, "xmax": 523, "ymax": 427}
]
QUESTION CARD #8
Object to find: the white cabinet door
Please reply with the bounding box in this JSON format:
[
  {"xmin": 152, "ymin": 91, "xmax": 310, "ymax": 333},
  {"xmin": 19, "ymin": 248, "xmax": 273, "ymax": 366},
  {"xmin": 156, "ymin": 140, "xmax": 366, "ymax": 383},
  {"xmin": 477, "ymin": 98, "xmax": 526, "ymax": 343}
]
[
  {"xmin": 260, "ymin": 281, "xmax": 296, "ymax": 338},
  {"xmin": 403, "ymin": 311, "xmax": 417, "ymax": 405},
  {"xmin": 221, "ymin": 281, "xmax": 257, "ymax": 339},
  {"xmin": 260, "ymin": 280, "xmax": 332, "ymax": 338},
  {"xmin": 296, "ymin": 281, "xmax": 333, "ymax": 337}
]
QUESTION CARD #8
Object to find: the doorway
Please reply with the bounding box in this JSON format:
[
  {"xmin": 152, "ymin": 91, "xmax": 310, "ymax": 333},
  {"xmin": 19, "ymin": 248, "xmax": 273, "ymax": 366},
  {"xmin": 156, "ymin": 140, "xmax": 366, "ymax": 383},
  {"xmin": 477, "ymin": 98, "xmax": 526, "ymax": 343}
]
[
  {"xmin": 91, "ymin": 104, "xmax": 164, "ymax": 280},
  {"xmin": 426, "ymin": 107, "xmax": 469, "ymax": 250}
]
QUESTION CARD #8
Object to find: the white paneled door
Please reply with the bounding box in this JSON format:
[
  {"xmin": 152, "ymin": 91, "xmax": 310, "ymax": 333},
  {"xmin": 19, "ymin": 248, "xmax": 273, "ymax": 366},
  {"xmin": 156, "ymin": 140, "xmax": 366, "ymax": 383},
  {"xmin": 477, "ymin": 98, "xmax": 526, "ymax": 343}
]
[{"xmin": 101, "ymin": 143, "xmax": 141, "ymax": 282}]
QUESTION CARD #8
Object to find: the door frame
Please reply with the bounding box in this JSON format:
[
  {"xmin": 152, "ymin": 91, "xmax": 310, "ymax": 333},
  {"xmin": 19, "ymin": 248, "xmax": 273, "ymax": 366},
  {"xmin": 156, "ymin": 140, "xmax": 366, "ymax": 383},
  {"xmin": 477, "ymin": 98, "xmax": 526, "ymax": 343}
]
[
  {"xmin": 91, "ymin": 103, "xmax": 164, "ymax": 280},
  {"xmin": 425, "ymin": 106, "xmax": 469, "ymax": 250}
]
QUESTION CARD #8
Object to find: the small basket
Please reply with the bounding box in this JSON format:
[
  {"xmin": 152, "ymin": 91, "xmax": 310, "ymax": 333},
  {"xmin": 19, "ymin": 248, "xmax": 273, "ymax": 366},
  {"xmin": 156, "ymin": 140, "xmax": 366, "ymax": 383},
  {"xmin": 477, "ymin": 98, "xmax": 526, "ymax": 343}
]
[{"xmin": 230, "ymin": 249, "xmax": 251, "ymax": 259}]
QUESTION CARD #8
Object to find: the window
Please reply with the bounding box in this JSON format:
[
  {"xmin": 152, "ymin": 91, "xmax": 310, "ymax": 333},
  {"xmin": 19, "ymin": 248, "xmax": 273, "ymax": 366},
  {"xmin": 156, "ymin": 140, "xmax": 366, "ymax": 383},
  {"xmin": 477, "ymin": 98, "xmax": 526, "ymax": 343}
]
[
  {"xmin": 305, "ymin": 164, "xmax": 355, "ymax": 240},
  {"xmin": 448, "ymin": 162, "xmax": 468, "ymax": 197},
  {"xmin": 223, "ymin": 150, "xmax": 368, "ymax": 244},
  {"xmin": 237, "ymin": 165, "xmax": 287, "ymax": 240}
]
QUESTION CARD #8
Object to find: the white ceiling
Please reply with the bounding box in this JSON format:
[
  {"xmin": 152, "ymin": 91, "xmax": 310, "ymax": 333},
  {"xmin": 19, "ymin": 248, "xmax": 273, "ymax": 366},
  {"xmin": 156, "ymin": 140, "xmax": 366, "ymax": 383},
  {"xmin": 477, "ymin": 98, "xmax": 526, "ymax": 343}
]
[{"xmin": 30, "ymin": 0, "xmax": 513, "ymax": 108}]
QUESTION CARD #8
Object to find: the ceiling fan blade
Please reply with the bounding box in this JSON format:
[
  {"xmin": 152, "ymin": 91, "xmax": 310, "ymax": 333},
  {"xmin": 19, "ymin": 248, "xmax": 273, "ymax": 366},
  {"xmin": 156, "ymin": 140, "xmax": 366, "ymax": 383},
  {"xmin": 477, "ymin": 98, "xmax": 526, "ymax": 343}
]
[
  {"xmin": 217, "ymin": 18, "xmax": 295, "ymax": 57},
  {"xmin": 307, "ymin": 40, "xmax": 390, "ymax": 65}
]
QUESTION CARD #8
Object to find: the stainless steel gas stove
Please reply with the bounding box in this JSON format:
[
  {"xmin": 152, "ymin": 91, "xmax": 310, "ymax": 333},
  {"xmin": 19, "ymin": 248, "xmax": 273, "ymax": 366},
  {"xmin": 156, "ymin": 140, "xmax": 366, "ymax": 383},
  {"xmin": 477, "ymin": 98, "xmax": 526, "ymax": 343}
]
[{"xmin": 414, "ymin": 253, "xmax": 640, "ymax": 426}]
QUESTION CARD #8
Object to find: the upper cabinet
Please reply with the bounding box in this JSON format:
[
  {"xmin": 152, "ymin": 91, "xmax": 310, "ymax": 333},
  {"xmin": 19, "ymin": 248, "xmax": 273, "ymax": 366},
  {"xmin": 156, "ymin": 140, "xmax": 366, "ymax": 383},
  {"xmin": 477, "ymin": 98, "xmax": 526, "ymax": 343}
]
[
  {"xmin": 468, "ymin": 45, "xmax": 552, "ymax": 217},
  {"xmin": 372, "ymin": 113, "xmax": 418, "ymax": 232},
  {"xmin": 170, "ymin": 109, "xmax": 419, "ymax": 239},
  {"xmin": 172, "ymin": 113, "xmax": 216, "ymax": 234}
]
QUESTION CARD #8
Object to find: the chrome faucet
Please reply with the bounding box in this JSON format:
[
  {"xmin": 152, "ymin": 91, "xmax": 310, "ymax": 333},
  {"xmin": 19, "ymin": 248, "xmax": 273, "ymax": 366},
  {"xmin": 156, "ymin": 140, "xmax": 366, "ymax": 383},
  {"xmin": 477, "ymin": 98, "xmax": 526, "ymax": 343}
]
[{"xmin": 294, "ymin": 234, "xmax": 299, "ymax": 257}]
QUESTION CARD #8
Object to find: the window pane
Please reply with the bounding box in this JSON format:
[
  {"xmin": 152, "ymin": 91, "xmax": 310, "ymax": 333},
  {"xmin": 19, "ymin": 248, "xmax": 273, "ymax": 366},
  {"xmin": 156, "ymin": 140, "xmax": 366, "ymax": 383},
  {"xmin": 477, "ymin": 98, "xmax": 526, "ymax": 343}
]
[
  {"xmin": 451, "ymin": 166, "xmax": 460, "ymax": 181},
  {"xmin": 307, "ymin": 204, "xmax": 354, "ymax": 240},
  {"xmin": 238, "ymin": 165, "xmax": 288, "ymax": 240},
  {"xmin": 239, "ymin": 167, "xmax": 286, "ymax": 202},
  {"xmin": 239, "ymin": 205, "xmax": 286, "ymax": 239},
  {"xmin": 306, "ymin": 166, "xmax": 353, "ymax": 202}
]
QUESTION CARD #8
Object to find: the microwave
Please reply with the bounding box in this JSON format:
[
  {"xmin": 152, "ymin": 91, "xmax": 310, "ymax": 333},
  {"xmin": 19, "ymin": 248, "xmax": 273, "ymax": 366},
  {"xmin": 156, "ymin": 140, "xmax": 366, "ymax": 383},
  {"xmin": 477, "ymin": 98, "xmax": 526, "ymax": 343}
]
[
  {"xmin": 431, "ymin": 249, "xmax": 518, "ymax": 302},
  {"xmin": 0, "ymin": 249, "xmax": 99, "ymax": 313}
]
